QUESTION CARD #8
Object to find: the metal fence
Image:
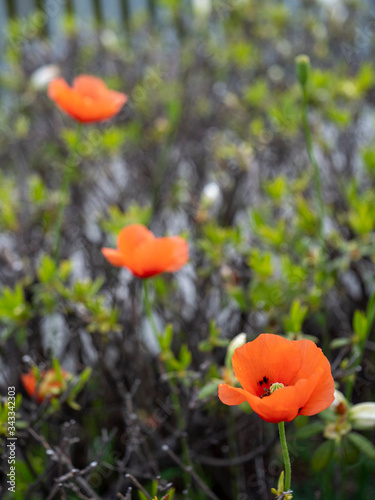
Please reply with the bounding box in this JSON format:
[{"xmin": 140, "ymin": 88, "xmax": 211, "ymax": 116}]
[
  {"xmin": 0, "ymin": 0, "xmax": 158, "ymax": 25},
  {"xmin": 0, "ymin": 0, "xmax": 190, "ymax": 44}
]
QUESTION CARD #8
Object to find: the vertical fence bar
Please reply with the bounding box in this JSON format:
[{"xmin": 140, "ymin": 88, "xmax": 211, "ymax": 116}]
[
  {"xmin": 44, "ymin": 0, "xmax": 67, "ymax": 41},
  {"xmin": 101, "ymin": 0, "xmax": 122, "ymax": 25},
  {"xmin": 71, "ymin": 0, "xmax": 95, "ymax": 27},
  {"xmin": 65, "ymin": 0, "xmax": 73, "ymax": 16},
  {"xmin": 5, "ymin": 0, "xmax": 16, "ymax": 18},
  {"xmin": 0, "ymin": 0, "xmax": 8, "ymax": 85},
  {"xmin": 147, "ymin": 0, "xmax": 155, "ymax": 21},
  {"xmin": 14, "ymin": 0, "xmax": 35, "ymax": 18},
  {"xmin": 120, "ymin": 0, "xmax": 130, "ymax": 30},
  {"xmin": 34, "ymin": 0, "xmax": 47, "ymax": 37},
  {"xmin": 119, "ymin": 0, "xmax": 130, "ymax": 31},
  {"xmin": 92, "ymin": 0, "xmax": 103, "ymax": 26},
  {"xmin": 128, "ymin": 0, "xmax": 147, "ymax": 18}
]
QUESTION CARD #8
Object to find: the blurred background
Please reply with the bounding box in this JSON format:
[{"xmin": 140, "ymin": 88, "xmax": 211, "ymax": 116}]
[{"xmin": 1, "ymin": 0, "xmax": 375, "ymax": 499}]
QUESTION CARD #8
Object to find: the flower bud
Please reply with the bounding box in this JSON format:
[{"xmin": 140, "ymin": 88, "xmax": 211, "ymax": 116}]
[
  {"xmin": 225, "ymin": 333, "xmax": 247, "ymax": 370},
  {"xmin": 295, "ymin": 54, "xmax": 311, "ymax": 88},
  {"xmin": 192, "ymin": 0, "xmax": 211, "ymax": 20},
  {"xmin": 30, "ymin": 64, "xmax": 60, "ymax": 91},
  {"xmin": 330, "ymin": 390, "xmax": 348, "ymax": 415},
  {"xmin": 348, "ymin": 402, "xmax": 375, "ymax": 430}
]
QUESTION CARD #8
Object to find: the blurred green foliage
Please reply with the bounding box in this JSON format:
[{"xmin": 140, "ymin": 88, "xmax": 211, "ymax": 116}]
[{"xmin": 0, "ymin": 0, "xmax": 375, "ymax": 498}]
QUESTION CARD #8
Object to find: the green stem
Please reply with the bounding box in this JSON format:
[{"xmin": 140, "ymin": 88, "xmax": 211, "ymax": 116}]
[
  {"xmin": 345, "ymin": 286, "xmax": 375, "ymax": 400},
  {"xmin": 301, "ymin": 86, "xmax": 324, "ymax": 243},
  {"xmin": 142, "ymin": 279, "xmax": 192, "ymax": 475},
  {"xmin": 53, "ymin": 124, "xmax": 83, "ymax": 263},
  {"xmin": 278, "ymin": 421, "xmax": 291, "ymax": 492},
  {"xmin": 142, "ymin": 279, "xmax": 159, "ymax": 340}
]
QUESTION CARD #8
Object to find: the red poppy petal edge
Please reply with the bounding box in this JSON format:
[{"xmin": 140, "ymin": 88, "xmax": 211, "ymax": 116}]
[
  {"xmin": 101, "ymin": 248, "xmax": 127, "ymax": 267},
  {"xmin": 218, "ymin": 384, "xmax": 248, "ymax": 406}
]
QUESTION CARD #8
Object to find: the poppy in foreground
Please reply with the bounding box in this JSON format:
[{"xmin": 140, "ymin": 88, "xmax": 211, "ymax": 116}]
[
  {"xmin": 218, "ymin": 333, "xmax": 335, "ymax": 424},
  {"xmin": 21, "ymin": 368, "xmax": 71, "ymax": 403},
  {"xmin": 48, "ymin": 75, "xmax": 127, "ymax": 123},
  {"xmin": 101, "ymin": 224, "xmax": 189, "ymax": 278}
]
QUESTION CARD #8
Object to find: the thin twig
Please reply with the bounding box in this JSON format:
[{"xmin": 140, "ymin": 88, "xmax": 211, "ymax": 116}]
[
  {"xmin": 162, "ymin": 444, "xmax": 220, "ymax": 500},
  {"xmin": 28, "ymin": 428, "xmax": 101, "ymax": 500},
  {"xmin": 125, "ymin": 474, "xmax": 152, "ymax": 500}
]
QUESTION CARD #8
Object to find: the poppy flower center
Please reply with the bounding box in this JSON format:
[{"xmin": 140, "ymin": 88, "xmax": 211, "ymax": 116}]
[
  {"xmin": 270, "ymin": 382, "xmax": 284, "ymax": 393},
  {"xmin": 258, "ymin": 379, "xmax": 285, "ymax": 399}
]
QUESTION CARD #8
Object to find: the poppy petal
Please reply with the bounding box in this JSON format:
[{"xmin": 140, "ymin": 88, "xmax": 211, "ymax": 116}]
[
  {"xmin": 101, "ymin": 248, "xmax": 128, "ymax": 267},
  {"xmin": 73, "ymin": 75, "xmax": 109, "ymax": 98},
  {"xmin": 135, "ymin": 237, "xmax": 189, "ymax": 278},
  {"xmin": 232, "ymin": 334, "xmax": 302, "ymax": 396},
  {"xmin": 21, "ymin": 372, "xmax": 37, "ymax": 399},
  {"xmin": 244, "ymin": 385, "xmax": 301, "ymax": 423},
  {"xmin": 48, "ymin": 78, "xmax": 85, "ymax": 121},
  {"xmin": 48, "ymin": 76, "xmax": 127, "ymax": 123},
  {"xmin": 117, "ymin": 224, "xmax": 155, "ymax": 255},
  {"xmin": 295, "ymin": 340, "xmax": 335, "ymax": 415},
  {"xmin": 218, "ymin": 384, "xmax": 248, "ymax": 405}
]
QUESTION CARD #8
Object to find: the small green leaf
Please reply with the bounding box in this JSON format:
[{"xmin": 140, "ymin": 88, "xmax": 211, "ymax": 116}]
[
  {"xmin": 311, "ymin": 440, "xmax": 334, "ymax": 471},
  {"xmin": 197, "ymin": 380, "xmax": 221, "ymax": 400},
  {"xmin": 341, "ymin": 436, "xmax": 360, "ymax": 465},
  {"xmin": 347, "ymin": 432, "xmax": 375, "ymax": 460},
  {"xmin": 277, "ymin": 470, "xmax": 284, "ymax": 493},
  {"xmin": 296, "ymin": 422, "xmax": 325, "ymax": 439},
  {"xmin": 178, "ymin": 344, "xmax": 192, "ymax": 369},
  {"xmin": 330, "ymin": 338, "xmax": 352, "ymax": 349},
  {"xmin": 353, "ymin": 310, "xmax": 368, "ymax": 342},
  {"xmin": 38, "ymin": 255, "xmax": 57, "ymax": 283}
]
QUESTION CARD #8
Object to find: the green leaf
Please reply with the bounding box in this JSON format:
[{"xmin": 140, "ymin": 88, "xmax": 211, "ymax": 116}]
[
  {"xmin": 311, "ymin": 440, "xmax": 334, "ymax": 472},
  {"xmin": 38, "ymin": 255, "xmax": 57, "ymax": 283},
  {"xmin": 347, "ymin": 432, "xmax": 375, "ymax": 460},
  {"xmin": 353, "ymin": 310, "xmax": 368, "ymax": 342},
  {"xmin": 197, "ymin": 380, "xmax": 221, "ymax": 400},
  {"xmin": 341, "ymin": 436, "xmax": 360, "ymax": 465},
  {"xmin": 67, "ymin": 368, "xmax": 92, "ymax": 403},
  {"xmin": 151, "ymin": 479, "xmax": 158, "ymax": 497},
  {"xmin": 296, "ymin": 422, "xmax": 325, "ymax": 439},
  {"xmin": 277, "ymin": 470, "xmax": 284, "ymax": 494},
  {"xmin": 178, "ymin": 344, "xmax": 192, "ymax": 369},
  {"xmin": 159, "ymin": 324, "xmax": 173, "ymax": 351},
  {"xmin": 52, "ymin": 358, "xmax": 64, "ymax": 385},
  {"xmin": 330, "ymin": 337, "xmax": 352, "ymax": 349}
]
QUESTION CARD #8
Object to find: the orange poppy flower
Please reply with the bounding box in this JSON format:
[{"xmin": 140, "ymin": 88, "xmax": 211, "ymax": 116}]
[
  {"xmin": 21, "ymin": 368, "xmax": 71, "ymax": 403},
  {"xmin": 101, "ymin": 224, "xmax": 189, "ymax": 278},
  {"xmin": 48, "ymin": 75, "xmax": 127, "ymax": 123},
  {"xmin": 218, "ymin": 334, "xmax": 335, "ymax": 423}
]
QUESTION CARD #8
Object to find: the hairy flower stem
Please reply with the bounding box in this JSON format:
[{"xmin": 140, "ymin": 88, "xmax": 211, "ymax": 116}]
[
  {"xmin": 301, "ymin": 86, "xmax": 324, "ymax": 244},
  {"xmin": 278, "ymin": 421, "xmax": 291, "ymax": 492},
  {"xmin": 53, "ymin": 124, "xmax": 83, "ymax": 263},
  {"xmin": 142, "ymin": 280, "xmax": 192, "ymax": 481}
]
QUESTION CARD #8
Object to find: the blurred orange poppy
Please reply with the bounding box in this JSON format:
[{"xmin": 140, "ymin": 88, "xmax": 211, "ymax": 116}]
[
  {"xmin": 218, "ymin": 334, "xmax": 335, "ymax": 423},
  {"xmin": 101, "ymin": 224, "xmax": 189, "ymax": 278},
  {"xmin": 21, "ymin": 368, "xmax": 71, "ymax": 403},
  {"xmin": 48, "ymin": 75, "xmax": 127, "ymax": 123}
]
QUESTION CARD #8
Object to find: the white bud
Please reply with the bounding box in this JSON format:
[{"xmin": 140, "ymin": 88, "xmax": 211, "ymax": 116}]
[
  {"xmin": 348, "ymin": 402, "xmax": 375, "ymax": 430},
  {"xmin": 329, "ymin": 390, "xmax": 347, "ymax": 411},
  {"xmin": 202, "ymin": 182, "xmax": 221, "ymax": 205},
  {"xmin": 192, "ymin": 0, "xmax": 211, "ymax": 20},
  {"xmin": 30, "ymin": 64, "xmax": 60, "ymax": 90},
  {"xmin": 225, "ymin": 333, "xmax": 247, "ymax": 370}
]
